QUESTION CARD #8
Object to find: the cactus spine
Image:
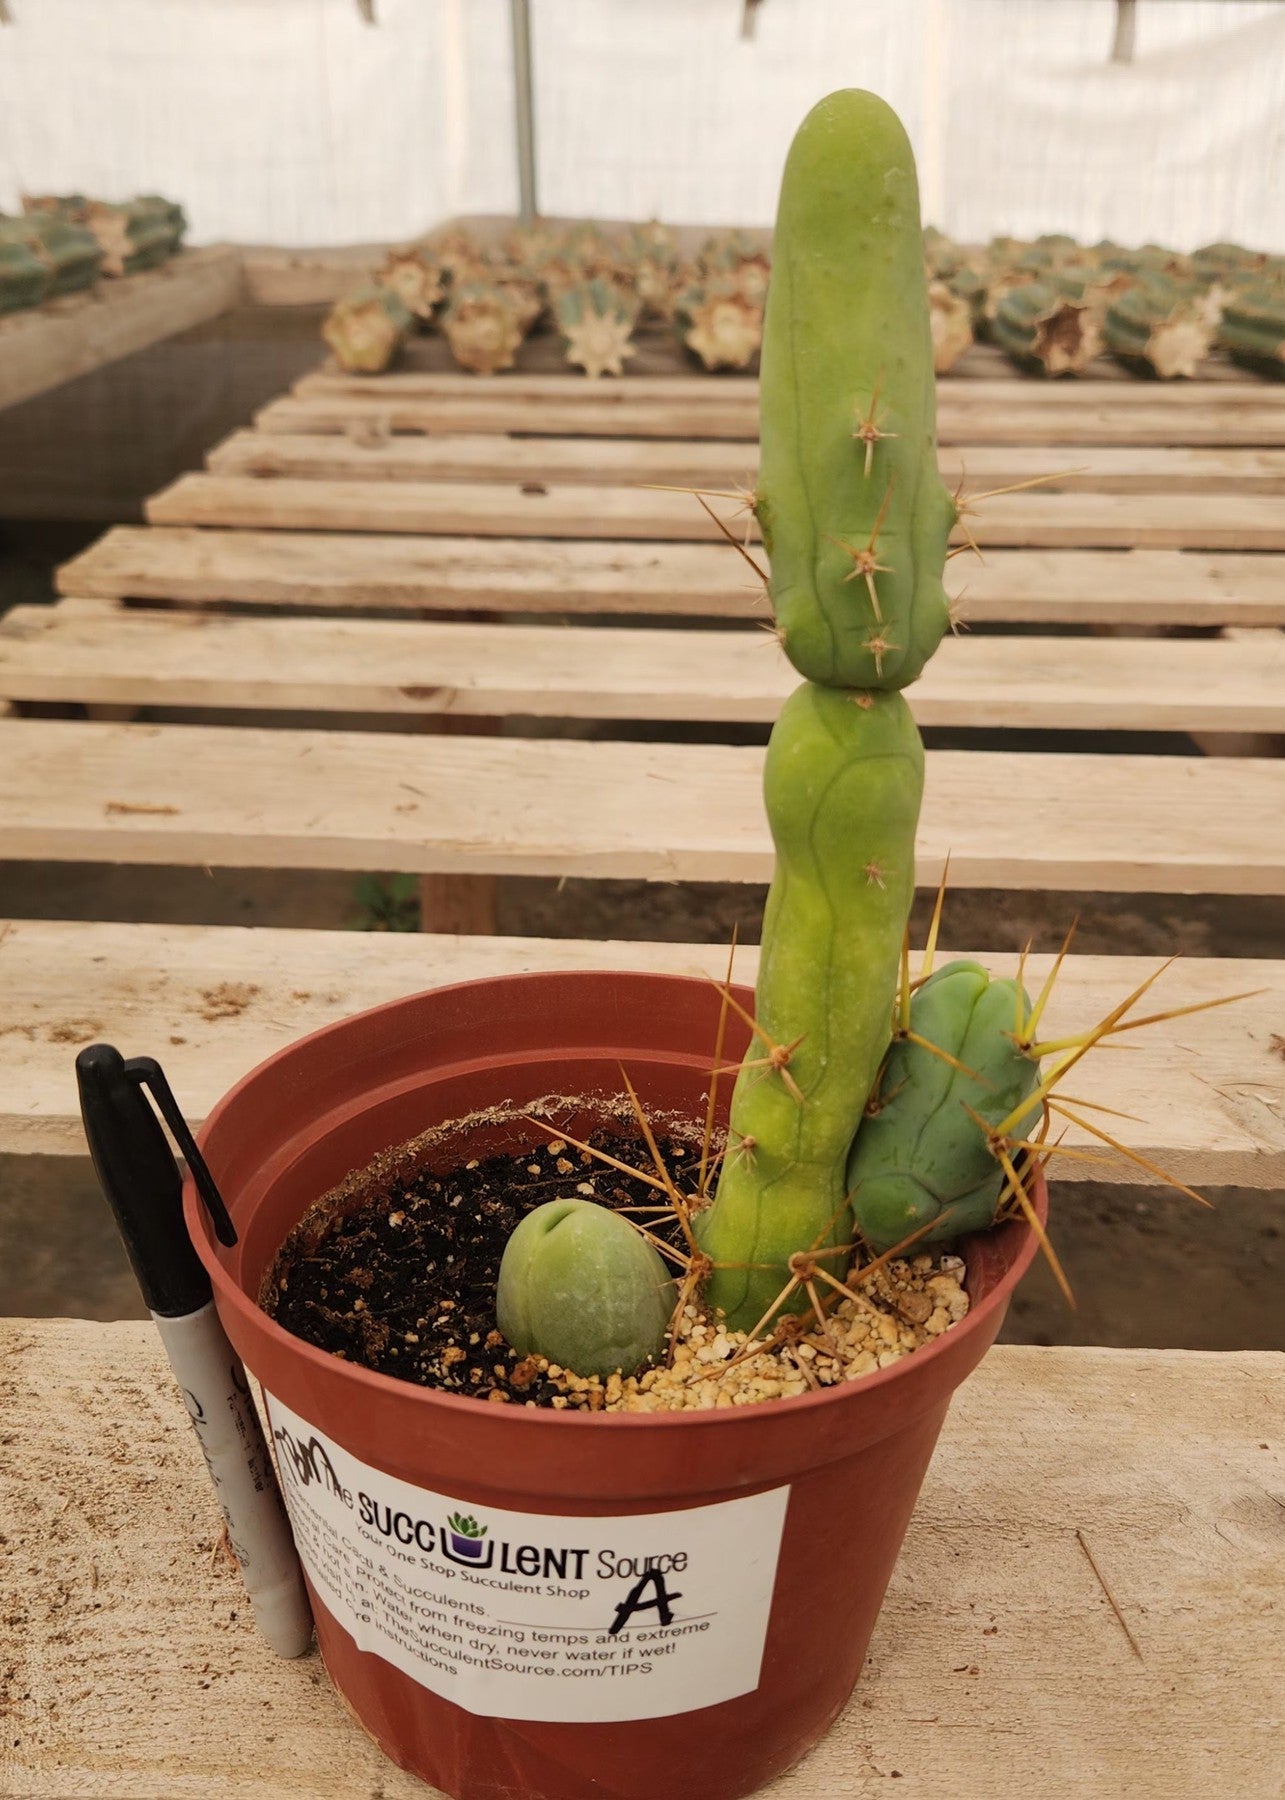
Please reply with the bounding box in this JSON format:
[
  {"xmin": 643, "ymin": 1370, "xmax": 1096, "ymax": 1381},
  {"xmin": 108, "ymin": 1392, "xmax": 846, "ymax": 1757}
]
[{"xmin": 697, "ymin": 91, "xmax": 947, "ymax": 1330}]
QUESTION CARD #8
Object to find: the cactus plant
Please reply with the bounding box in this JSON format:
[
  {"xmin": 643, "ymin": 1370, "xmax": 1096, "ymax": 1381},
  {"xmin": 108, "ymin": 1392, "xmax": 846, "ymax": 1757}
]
[
  {"xmin": 322, "ymin": 284, "xmax": 413, "ymax": 374},
  {"xmin": 133, "ymin": 194, "xmax": 187, "ymax": 254},
  {"xmin": 0, "ymin": 237, "xmax": 50, "ymax": 312},
  {"xmin": 493, "ymin": 109, "xmax": 1240, "ymax": 1377},
  {"xmin": 674, "ymin": 277, "xmax": 764, "ymax": 370},
  {"xmin": 23, "ymin": 193, "xmax": 180, "ymax": 277},
  {"xmin": 376, "ymin": 246, "xmax": 446, "ymax": 323},
  {"xmin": 1103, "ymin": 278, "xmax": 1215, "ymax": 378},
  {"xmin": 696, "ymin": 229, "xmax": 772, "ymax": 306},
  {"xmin": 441, "ymin": 281, "xmax": 526, "ymax": 375},
  {"xmin": 432, "ymin": 228, "xmax": 489, "ymax": 283},
  {"xmin": 992, "ymin": 280, "xmax": 1103, "ymax": 377},
  {"xmin": 0, "ymin": 214, "xmax": 102, "ymax": 295},
  {"xmin": 689, "ymin": 91, "xmax": 958, "ymax": 1329},
  {"xmin": 929, "ymin": 279, "xmax": 974, "ymax": 373},
  {"xmin": 1217, "ymin": 285, "xmax": 1285, "ymax": 376},
  {"xmin": 626, "ymin": 223, "xmax": 682, "ymax": 319},
  {"xmin": 556, "ymin": 278, "xmax": 639, "ymax": 378}
]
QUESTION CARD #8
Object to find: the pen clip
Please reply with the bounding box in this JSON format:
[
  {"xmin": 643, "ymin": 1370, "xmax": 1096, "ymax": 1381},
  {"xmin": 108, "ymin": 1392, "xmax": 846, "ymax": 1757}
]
[{"xmin": 125, "ymin": 1056, "xmax": 238, "ymax": 1247}]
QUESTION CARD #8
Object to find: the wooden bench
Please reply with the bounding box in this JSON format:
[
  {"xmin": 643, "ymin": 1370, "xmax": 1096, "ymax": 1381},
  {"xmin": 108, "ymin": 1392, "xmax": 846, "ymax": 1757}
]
[{"xmin": 4, "ymin": 1320, "xmax": 1280, "ymax": 1799}]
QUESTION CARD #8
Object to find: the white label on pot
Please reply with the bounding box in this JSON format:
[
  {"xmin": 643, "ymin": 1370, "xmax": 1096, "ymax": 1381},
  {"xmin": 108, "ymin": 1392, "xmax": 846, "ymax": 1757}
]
[{"xmin": 263, "ymin": 1391, "xmax": 789, "ymax": 1723}]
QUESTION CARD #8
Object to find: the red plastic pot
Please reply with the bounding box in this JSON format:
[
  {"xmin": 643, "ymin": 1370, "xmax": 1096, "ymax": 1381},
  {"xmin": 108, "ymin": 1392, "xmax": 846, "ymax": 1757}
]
[{"xmin": 187, "ymin": 970, "xmax": 1043, "ymax": 1800}]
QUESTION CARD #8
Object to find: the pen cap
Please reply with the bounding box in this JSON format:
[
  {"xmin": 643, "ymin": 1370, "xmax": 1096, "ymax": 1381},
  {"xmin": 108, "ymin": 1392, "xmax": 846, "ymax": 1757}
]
[{"xmin": 76, "ymin": 1042, "xmax": 213, "ymax": 1318}]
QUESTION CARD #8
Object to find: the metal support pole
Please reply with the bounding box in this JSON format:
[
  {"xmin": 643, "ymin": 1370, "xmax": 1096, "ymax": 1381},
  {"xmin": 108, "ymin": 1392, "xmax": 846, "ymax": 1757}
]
[
  {"xmin": 1111, "ymin": 0, "xmax": 1138, "ymax": 63},
  {"xmin": 510, "ymin": 0, "xmax": 539, "ymax": 225}
]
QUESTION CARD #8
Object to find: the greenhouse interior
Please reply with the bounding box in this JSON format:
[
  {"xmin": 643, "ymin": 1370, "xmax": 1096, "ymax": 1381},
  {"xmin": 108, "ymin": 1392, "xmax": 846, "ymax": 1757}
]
[{"xmin": 1, "ymin": 4, "xmax": 1282, "ymax": 1798}]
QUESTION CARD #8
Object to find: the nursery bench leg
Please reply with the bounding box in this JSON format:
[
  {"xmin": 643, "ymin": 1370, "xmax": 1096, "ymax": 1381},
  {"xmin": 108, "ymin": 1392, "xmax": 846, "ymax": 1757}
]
[{"xmin": 417, "ymin": 873, "xmax": 498, "ymax": 934}]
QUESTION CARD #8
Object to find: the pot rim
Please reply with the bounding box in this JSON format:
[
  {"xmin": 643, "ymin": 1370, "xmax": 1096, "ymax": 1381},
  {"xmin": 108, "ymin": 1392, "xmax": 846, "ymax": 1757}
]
[{"xmin": 188, "ymin": 968, "xmax": 1045, "ymax": 1434}]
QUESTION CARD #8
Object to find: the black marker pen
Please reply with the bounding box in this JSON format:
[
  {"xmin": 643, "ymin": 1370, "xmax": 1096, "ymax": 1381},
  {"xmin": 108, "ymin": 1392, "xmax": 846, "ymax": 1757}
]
[{"xmin": 76, "ymin": 1044, "xmax": 313, "ymax": 1658}]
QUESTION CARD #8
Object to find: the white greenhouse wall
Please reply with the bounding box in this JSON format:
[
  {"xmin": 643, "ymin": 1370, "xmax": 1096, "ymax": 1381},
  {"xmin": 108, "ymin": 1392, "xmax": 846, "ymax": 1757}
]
[{"xmin": 0, "ymin": 0, "xmax": 1281, "ymax": 250}]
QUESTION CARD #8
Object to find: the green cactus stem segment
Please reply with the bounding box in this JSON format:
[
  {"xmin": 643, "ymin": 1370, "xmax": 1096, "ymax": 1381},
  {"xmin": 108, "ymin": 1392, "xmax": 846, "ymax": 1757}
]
[
  {"xmin": 756, "ymin": 90, "xmax": 957, "ymax": 692},
  {"xmin": 847, "ymin": 960, "xmax": 1042, "ymax": 1253},
  {"xmin": 697, "ymin": 682, "xmax": 923, "ymax": 1332},
  {"xmin": 496, "ymin": 1198, "xmax": 675, "ymax": 1380}
]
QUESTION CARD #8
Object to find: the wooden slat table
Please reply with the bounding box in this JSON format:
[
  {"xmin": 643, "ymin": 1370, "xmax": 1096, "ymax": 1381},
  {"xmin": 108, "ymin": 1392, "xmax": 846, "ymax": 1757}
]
[{"xmin": 3, "ymin": 1321, "xmax": 1281, "ymax": 1800}]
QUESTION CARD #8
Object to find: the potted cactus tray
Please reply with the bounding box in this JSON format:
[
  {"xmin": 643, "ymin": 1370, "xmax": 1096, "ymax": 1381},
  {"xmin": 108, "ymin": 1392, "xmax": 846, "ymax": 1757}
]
[{"xmin": 165, "ymin": 91, "xmax": 1223, "ymax": 1800}]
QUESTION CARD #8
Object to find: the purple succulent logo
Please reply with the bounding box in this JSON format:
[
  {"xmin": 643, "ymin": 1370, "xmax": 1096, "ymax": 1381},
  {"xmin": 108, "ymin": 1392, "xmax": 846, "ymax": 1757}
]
[{"xmin": 445, "ymin": 1511, "xmax": 491, "ymax": 1563}]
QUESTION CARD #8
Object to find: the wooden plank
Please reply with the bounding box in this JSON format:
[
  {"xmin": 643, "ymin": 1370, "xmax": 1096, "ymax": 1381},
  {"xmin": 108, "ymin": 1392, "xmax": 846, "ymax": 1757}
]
[
  {"xmin": 0, "ymin": 247, "xmax": 245, "ymax": 413},
  {"xmin": 3, "ymin": 920, "xmax": 1280, "ymax": 1183},
  {"xmin": 145, "ymin": 474, "xmax": 1285, "ymax": 552},
  {"xmin": 6, "ymin": 604, "xmax": 1283, "ymax": 736},
  {"xmin": 1, "ymin": 718, "xmax": 1281, "ymax": 894},
  {"xmin": 294, "ymin": 369, "xmax": 1280, "ymax": 410},
  {"xmin": 256, "ymin": 390, "xmax": 1285, "ymax": 448},
  {"xmin": 5, "ymin": 1323, "xmax": 1282, "ymax": 1800},
  {"xmin": 56, "ymin": 530, "xmax": 1285, "ymax": 629},
  {"xmin": 209, "ymin": 429, "xmax": 1285, "ymax": 496}
]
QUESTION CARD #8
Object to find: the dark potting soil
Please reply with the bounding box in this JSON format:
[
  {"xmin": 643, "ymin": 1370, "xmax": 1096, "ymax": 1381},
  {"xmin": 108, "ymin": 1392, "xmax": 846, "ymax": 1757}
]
[{"xmin": 264, "ymin": 1126, "xmax": 704, "ymax": 1409}]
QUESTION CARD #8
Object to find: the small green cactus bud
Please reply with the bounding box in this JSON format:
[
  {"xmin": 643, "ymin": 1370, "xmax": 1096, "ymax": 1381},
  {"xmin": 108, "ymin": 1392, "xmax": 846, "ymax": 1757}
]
[
  {"xmin": 847, "ymin": 960, "xmax": 1042, "ymax": 1253},
  {"xmin": 496, "ymin": 1198, "xmax": 675, "ymax": 1380}
]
